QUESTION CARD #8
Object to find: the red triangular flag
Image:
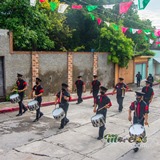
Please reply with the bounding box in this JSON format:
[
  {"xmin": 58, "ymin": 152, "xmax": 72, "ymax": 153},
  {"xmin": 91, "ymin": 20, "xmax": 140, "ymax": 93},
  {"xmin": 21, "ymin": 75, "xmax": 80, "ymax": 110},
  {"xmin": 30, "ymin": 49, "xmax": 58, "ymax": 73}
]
[
  {"xmin": 39, "ymin": 0, "xmax": 45, "ymax": 3},
  {"xmin": 155, "ymin": 29, "xmax": 160, "ymax": 37},
  {"xmin": 122, "ymin": 27, "xmax": 128, "ymax": 33},
  {"xmin": 137, "ymin": 30, "xmax": 142, "ymax": 34},
  {"xmin": 72, "ymin": 5, "xmax": 83, "ymax": 10},
  {"xmin": 97, "ymin": 18, "xmax": 102, "ymax": 25},
  {"xmin": 119, "ymin": 1, "xmax": 133, "ymax": 14}
]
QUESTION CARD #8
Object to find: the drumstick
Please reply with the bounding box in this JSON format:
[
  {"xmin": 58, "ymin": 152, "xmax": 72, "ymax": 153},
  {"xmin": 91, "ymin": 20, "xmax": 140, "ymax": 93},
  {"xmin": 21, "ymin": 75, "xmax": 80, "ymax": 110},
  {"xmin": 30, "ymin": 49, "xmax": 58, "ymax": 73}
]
[{"xmin": 98, "ymin": 105, "xmax": 108, "ymax": 111}]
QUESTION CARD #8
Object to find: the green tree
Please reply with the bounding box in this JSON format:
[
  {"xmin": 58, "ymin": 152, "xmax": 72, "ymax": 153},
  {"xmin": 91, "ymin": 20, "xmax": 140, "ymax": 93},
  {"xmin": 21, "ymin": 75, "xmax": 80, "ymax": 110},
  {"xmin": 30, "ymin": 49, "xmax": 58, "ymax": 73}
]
[
  {"xmin": 99, "ymin": 24, "xmax": 134, "ymax": 67},
  {"xmin": 0, "ymin": 0, "xmax": 72, "ymax": 51},
  {"xmin": 61, "ymin": 0, "xmax": 155, "ymax": 56}
]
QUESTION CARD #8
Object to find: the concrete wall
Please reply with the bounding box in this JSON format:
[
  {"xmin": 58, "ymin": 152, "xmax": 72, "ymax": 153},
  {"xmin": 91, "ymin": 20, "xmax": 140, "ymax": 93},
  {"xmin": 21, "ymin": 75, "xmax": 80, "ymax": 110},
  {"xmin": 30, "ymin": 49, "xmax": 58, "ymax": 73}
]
[
  {"xmin": 39, "ymin": 53, "xmax": 67, "ymax": 95},
  {"xmin": 97, "ymin": 53, "xmax": 114, "ymax": 88},
  {"xmin": 73, "ymin": 53, "xmax": 93, "ymax": 90},
  {"xmin": 0, "ymin": 29, "xmax": 115, "ymax": 99},
  {"xmin": 149, "ymin": 50, "xmax": 160, "ymax": 76},
  {"xmin": 0, "ymin": 29, "xmax": 32, "ymax": 97}
]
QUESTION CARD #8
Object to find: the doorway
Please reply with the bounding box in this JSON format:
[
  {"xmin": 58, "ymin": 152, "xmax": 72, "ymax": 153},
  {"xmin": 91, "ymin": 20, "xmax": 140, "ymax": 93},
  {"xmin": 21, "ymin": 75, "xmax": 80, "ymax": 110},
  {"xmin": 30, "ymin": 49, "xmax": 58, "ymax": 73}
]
[{"xmin": 0, "ymin": 57, "xmax": 5, "ymax": 97}]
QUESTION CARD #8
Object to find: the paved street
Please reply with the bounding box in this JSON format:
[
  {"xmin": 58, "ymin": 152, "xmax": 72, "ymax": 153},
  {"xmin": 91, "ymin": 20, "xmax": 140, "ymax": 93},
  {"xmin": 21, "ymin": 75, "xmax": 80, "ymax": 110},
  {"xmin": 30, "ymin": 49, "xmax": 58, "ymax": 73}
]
[{"xmin": 0, "ymin": 85, "xmax": 160, "ymax": 160}]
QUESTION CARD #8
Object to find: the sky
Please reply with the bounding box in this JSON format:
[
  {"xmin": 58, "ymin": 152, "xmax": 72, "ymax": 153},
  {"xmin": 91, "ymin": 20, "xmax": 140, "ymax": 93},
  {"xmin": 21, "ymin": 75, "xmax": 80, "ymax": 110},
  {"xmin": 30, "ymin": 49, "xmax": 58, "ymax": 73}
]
[{"xmin": 136, "ymin": 0, "xmax": 160, "ymax": 29}]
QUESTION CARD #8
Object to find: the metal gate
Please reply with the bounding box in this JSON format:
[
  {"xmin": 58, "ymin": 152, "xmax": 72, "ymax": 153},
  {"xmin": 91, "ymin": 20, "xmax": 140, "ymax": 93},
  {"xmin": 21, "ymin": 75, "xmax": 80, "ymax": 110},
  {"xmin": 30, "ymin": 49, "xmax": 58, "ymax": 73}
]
[
  {"xmin": 0, "ymin": 57, "xmax": 4, "ymax": 97},
  {"xmin": 134, "ymin": 63, "xmax": 146, "ymax": 83}
]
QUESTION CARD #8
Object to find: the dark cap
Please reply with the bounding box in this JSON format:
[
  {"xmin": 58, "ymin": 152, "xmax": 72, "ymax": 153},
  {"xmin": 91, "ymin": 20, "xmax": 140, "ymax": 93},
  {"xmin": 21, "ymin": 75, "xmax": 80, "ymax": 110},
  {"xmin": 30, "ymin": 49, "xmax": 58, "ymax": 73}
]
[
  {"xmin": 62, "ymin": 83, "xmax": 68, "ymax": 88},
  {"xmin": 135, "ymin": 91, "xmax": 145, "ymax": 96},
  {"xmin": 119, "ymin": 77, "xmax": 124, "ymax": 81},
  {"xmin": 93, "ymin": 75, "xmax": 98, "ymax": 78},
  {"xmin": 17, "ymin": 73, "xmax": 23, "ymax": 77},
  {"xmin": 36, "ymin": 77, "xmax": 42, "ymax": 82},
  {"xmin": 77, "ymin": 76, "xmax": 82, "ymax": 78},
  {"xmin": 100, "ymin": 86, "xmax": 108, "ymax": 92},
  {"xmin": 145, "ymin": 80, "xmax": 151, "ymax": 84}
]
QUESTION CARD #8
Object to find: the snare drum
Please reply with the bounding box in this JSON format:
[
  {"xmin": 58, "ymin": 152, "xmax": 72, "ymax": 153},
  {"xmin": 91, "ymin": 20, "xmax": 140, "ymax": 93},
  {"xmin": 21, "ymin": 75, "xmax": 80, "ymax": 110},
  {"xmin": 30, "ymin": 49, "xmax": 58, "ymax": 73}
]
[
  {"xmin": 52, "ymin": 108, "xmax": 65, "ymax": 120},
  {"xmin": 10, "ymin": 94, "xmax": 20, "ymax": 103},
  {"xmin": 28, "ymin": 100, "xmax": 39, "ymax": 111},
  {"xmin": 91, "ymin": 114, "xmax": 105, "ymax": 127},
  {"xmin": 129, "ymin": 124, "xmax": 146, "ymax": 138}
]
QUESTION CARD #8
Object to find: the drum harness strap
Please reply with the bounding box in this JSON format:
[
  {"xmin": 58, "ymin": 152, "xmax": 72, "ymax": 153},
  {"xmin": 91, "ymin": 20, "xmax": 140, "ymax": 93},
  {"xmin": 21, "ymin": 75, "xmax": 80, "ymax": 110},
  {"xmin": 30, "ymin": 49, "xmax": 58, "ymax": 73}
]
[
  {"xmin": 60, "ymin": 90, "xmax": 63, "ymax": 104},
  {"xmin": 134, "ymin": 101, "xmax": 144, "ymax": 124}
]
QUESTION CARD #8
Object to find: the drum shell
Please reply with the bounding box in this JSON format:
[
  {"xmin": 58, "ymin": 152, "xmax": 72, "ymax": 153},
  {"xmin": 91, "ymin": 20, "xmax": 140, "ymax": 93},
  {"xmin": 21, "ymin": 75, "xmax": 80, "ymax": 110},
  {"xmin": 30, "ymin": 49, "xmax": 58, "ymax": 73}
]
[
  {"xmin": 91, "ymin": 114, "xmax": 105, "ymax": 127},
  {"xmin": 10, "ymin": 94, "xmax": 20, "ymax": 103},
  {"xmin": 52, "ymin": 108, "xmax": 65, "ymax": 121},
  {"xmin": 129, "ymin": 124, "xmax": 146, "ymax": 138},
  {"xmin": 28, "ymin": 100, "xmax": 39, "ymax": 111}
]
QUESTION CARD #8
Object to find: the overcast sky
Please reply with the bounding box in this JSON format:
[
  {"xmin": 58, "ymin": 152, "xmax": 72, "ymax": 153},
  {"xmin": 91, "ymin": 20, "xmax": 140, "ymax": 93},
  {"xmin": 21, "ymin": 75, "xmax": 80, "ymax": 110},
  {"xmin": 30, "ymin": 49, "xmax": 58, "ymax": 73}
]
[{"xmin": 135, "ymin": 0, "xmax": 160, "ymax": 28}]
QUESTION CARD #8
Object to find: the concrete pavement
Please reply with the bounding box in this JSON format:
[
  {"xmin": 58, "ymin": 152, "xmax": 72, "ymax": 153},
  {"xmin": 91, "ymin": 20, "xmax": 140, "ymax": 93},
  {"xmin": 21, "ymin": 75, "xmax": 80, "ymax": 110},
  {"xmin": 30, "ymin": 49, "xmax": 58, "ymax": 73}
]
[{"xmin": 0, "ymin": 83, "xmax": 160, "ymax": 160}]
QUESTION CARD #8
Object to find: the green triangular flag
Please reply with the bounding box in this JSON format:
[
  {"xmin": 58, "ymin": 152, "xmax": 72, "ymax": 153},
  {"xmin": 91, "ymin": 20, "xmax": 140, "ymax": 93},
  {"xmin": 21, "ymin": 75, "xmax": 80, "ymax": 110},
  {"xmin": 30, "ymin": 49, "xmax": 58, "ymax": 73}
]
[
  {"xmin": 112, "ymin": 24, "xmax": 119, "ymax": 31},
  {"xmin": 138, "ymin": 0, "xmax": 150, "ymax": 10},
  {"xmin": 144, "ymin": 36, "xmax": 149, "ymax": 41},
  {"xmin": 129, "ymin": 28, "xmax": 133, "ymax": 33},
  {"xmin": 143, "ymin": 29, "xmax": 151, "ymax": 35},
  {"xmin": 158, "ymin": 44, "xmax": 160, "ymax": 47},
  {"xmin": 89, "ymin": 13, "xmax": 95, "ymax": 20},
  {"xmin": 86, "ymin": 5, "xmax": 98, "ymax": 12},
  {"xmin": 50, "ymin": 2, "xmax": 58, "ymax": 11}
]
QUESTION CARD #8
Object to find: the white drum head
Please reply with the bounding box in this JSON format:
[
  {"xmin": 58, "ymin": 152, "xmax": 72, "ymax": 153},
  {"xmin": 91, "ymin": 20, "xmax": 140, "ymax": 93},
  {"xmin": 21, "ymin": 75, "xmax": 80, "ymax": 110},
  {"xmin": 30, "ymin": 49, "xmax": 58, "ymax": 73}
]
[
  {"xmin": 28, "ymin": 100, "xmax": 38, "ymax": 106},
  {"xmin": 129, "ymin": 124, "xmax": 144, "ymax": 135},
  {"xmin": 52, "ymin": 108, "xmax": 64, "ymax": 116},
  {"xmin": 10, "ymin": 94, "xmax": 19, "ymax": 99},
  {"xmin": 91, "ymin": 114, "xmax": 104, "ymax": 121}
]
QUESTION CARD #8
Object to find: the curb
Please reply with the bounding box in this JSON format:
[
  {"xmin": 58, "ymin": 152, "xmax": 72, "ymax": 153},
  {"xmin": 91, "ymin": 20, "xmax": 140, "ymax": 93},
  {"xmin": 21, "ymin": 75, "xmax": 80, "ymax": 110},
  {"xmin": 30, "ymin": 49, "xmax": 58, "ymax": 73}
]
[
  {"xmin": 0, "ymin": 92, "xmax": 114, "ymax": 114},
  {"xmin": 0, "ymin": 83, "xmax": 158, "ymax": 114}
]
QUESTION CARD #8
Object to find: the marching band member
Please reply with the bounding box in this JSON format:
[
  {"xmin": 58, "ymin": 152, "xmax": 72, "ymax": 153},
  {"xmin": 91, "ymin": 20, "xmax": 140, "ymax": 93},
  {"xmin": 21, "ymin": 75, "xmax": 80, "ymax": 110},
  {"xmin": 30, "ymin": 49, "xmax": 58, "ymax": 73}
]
[
  {"xmin": 128, "ymin": 91, "xmax": 149, "ymax": 152},
  {"xmin": 147, "ymin": 73, "xmax": 154, "ymax": 87},
  {"xmin": 136, "ymin": 72, "xmax": 142, "ymax": 87},
  {"xmin": 74, "ymin": 76, "xmax": 86, "ymax": 104},
  {"xmin": 112, "ymin": 78, "xmax": 127, "ymax": 112},
  {"xmin": 142, "ymin": 80, "xmax": 154, "ymax": 108},
  {"xmin": 55, "ymin": 83, "xmax": 70, "ymax": 129},
  {"xmin": 91, "ymin": 75, "xmax": 101, "ymax": 107},
  {"xmin": 31, "ymin": 78, "xmax": 44, "ymax": 122},
  {"xmin": 93, "ymin": 86, "xmax": 112, "ymax": 140},
  {"xmin": 14, "ymin": 73, "xmax": 28, "ymax": 116}
]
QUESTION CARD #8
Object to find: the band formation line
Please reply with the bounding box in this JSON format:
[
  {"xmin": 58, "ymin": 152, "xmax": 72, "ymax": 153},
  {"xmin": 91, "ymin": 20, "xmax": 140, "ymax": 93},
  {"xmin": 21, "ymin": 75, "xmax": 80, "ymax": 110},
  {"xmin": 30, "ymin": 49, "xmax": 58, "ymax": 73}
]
[{"xmin": 10, "ymin": 72, "xmax": 154, "ymax": 153}]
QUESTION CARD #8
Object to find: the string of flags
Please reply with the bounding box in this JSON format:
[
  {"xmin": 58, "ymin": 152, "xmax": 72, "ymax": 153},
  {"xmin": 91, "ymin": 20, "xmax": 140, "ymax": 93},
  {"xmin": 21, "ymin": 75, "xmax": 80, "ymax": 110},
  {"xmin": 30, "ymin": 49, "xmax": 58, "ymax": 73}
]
[
  {"xmin": 30, "ymin": 0, "xmax": 151, "ymax": 13},
  {"xmin": 29, "ymin": 0, "xmax": 159, "ymax": 45},
  {"xmin": 104, "ymin": 21, "xmax": 159, "ymax": 44}
]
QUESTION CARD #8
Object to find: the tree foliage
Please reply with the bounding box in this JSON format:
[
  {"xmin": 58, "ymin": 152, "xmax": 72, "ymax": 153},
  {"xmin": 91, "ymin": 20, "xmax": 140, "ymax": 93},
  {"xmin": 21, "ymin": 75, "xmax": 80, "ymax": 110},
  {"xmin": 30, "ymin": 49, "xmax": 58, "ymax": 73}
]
[
  {"xmin": 0, "ymin": 0, "xmax": 72, "ymax": 51},
  {"xmin": 63, "ymin": 0, "xmax": 155, "ymax": 67},
  {"xmin": 99, "ymin": 24, "xmax": 134, "ymax": 67},
  {"xmin": 0, "ymin": 0, "xmax": 156, "ymax": 65}
]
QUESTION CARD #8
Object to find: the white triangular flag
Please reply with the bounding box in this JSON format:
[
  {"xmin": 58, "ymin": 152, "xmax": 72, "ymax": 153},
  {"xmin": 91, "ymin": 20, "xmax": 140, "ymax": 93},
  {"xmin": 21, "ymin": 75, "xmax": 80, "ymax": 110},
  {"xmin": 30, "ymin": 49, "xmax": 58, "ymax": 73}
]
[
  {"xmin": 58, "ymin": 4, "xmax": 69, "ymax": 13},
  {"xmin": 30, "ymin": 0, "xmax": 36, "ymax": 6},
  {"xmin": 104, "ymin": 21, "xmax": 110, "ymax": 27},
  {"xmin": 132, "ymin": 29, "xmax": 139, "ymax": 34},
  {"xmin": 149, "ymin": 39, "xmax": 154, "ymax": 44},
  {"xmin": 103, "ymin": 4, "xmax": 115, "ymax": 9}
]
